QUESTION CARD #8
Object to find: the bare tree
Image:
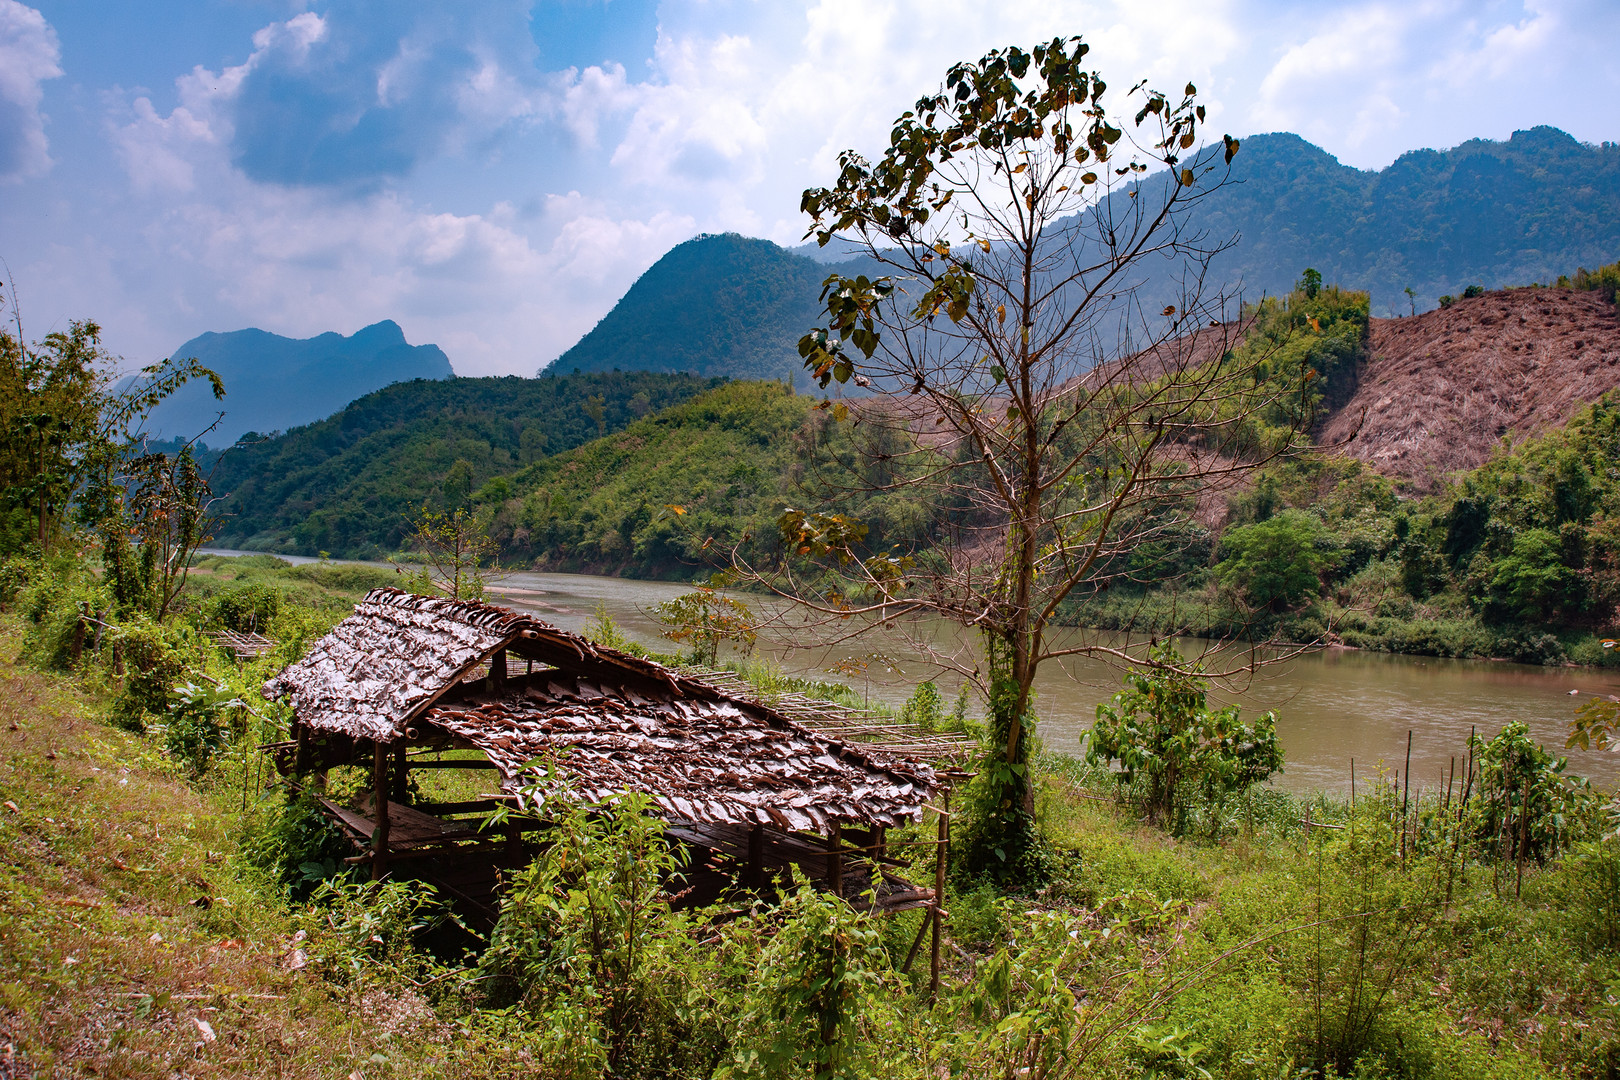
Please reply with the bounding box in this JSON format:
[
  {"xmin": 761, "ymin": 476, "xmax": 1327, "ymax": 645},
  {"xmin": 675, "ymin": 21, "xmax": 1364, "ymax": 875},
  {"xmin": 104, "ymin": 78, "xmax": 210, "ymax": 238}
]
[{"xmin": 736, "ymin": 37, "xmax": 1313, "ymax": 881}]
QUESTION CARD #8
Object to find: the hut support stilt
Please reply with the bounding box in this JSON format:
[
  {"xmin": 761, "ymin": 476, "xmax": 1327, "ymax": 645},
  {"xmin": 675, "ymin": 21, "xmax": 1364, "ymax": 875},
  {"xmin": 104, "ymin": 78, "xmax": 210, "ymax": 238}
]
[
  {"xmin": 827, "ymin": 822, "xmax": 843, "ymax": 897},
  {"xmin": 372, "ymin": 743, "xmax": 390, "ymax": 881},
  {"xmin": 392, "ymin": 741, "xmax": 408, "ymax": 803},
  {"xmin": 747, "ymin": 824, "xmax": 764, "ymax": 891},
  {"xmin": 929, "ymin": 788, "xmax": 950, "ymax": 1000}
]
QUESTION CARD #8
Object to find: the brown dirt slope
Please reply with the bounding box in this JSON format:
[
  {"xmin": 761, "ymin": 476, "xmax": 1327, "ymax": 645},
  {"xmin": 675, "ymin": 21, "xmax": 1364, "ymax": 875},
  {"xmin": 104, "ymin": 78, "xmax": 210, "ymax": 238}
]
[{"xmin": 1320, "ymin": 288, "xmax": 1620, "ymax": 490}]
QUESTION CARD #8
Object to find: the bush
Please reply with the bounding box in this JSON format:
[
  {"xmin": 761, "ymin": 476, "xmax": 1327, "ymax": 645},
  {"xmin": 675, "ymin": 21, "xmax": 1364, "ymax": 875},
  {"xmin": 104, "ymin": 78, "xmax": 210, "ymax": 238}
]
[
  {"xmin": 1216, "ymin": 509, "xmax": 1337, "ymax": 610},
  {"xmin": 1087, "ymin": 644, "xmax": 1283, "ymax": 835},
  {"xmin": 481, "ymin": 794, "xmax": 736, "ymax": 1079},
  {"xmin": 204, "ymin": 583, "xmax": 280, "ymax": 632},
  {"xmin": 163, "ymin": 680, "xmax": 246, "ymax": 774},
  {"xmin": 108, "ymin": 616, "xmax": 188, "ymax": 731},
  {"xmin": 238, "ymin": 791, "xmax": 352, "ymax": 899},
  {"xmin": 898, "ymin": 680, "xmax": 945, "ymax": 731}
]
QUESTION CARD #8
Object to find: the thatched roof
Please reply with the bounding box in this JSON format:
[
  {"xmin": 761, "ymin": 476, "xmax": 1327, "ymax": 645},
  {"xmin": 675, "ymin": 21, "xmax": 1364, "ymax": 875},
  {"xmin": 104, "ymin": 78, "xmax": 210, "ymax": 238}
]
[
  {"xmin": 264, "ymin": 587, "xmax": 940, "ymax": 829},
  {"xmin": 428, "ymin": 674, "xmax": 931, "ymax": 830},
  {"xmin": 261, "ymin": 587, "xmax": 684, "ymax": 743}
]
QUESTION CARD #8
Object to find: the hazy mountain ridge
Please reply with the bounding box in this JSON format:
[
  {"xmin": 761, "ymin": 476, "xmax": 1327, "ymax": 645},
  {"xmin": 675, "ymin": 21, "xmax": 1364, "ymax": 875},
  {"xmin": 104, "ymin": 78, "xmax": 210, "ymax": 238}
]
[{"xmin": 140, "ymin": 320, "xmax": 454, "ymax": 447}]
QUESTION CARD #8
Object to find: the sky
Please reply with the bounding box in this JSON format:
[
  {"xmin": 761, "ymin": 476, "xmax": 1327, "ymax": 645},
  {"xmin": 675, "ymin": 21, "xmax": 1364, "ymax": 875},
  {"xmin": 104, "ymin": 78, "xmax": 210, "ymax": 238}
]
[{"xmin": 0, "ymin": 0, "xmax": 1616, "ymax": 378}]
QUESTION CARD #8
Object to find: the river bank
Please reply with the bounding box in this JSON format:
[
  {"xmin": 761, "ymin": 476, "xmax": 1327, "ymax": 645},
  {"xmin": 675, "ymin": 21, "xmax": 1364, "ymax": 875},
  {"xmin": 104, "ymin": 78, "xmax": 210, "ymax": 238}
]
[{"xmin": 198, "ymin": 550, "xmax": 1620, "ymax": 795}]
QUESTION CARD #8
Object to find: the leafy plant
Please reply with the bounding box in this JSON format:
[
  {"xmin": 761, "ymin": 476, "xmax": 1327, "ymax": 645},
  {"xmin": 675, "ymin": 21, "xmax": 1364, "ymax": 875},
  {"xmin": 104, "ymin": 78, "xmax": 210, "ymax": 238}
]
[
  {"xmin": 481, "ymin": 792, "xmax": 732, "ymax": 1078},
  {"xmin": 720, "ymin": 881, "xmax": 895, "ymax": 1080},
  {"xmin": 1087, "ymin": 644, "xmax": 1283, "ymax": 834},
  {"xmin": 164, "ymin": 679, "xmax": 245, "ymax": 774},
  {"xmin": 653, "ymin": 584, "xmax": 756, "ymax": 667}
]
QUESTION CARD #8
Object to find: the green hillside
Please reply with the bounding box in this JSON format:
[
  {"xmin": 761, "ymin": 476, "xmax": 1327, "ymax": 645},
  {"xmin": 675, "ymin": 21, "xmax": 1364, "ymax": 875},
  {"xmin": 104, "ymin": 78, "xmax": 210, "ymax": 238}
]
[
  {"xmin": 486, "ymin": 381, "xmax": 819, "ymax": 579},
  {"xmin": 207, "ymin": 371, "xmax": 722, "ymax": 557},
  {"xmin": 547, "ymin": 232, "xmax": 875, "ymax": 384}
]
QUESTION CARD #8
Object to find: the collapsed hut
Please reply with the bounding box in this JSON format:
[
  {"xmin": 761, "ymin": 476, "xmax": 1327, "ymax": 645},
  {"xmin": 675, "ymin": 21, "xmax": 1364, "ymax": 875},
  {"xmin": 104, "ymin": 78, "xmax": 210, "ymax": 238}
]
[{"xmin": 260, "ymin": 588, "xmax": 967, "ymax": 979}]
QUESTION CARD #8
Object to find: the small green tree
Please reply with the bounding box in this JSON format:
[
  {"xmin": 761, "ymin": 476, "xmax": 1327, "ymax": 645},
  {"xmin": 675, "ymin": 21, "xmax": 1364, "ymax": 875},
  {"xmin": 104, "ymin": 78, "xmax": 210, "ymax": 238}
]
[
  {"xmin": 1215, "ymin": 509, "xmax": 1336, "ymax": 610},
  {"xmin": 720, "ymin": 882, "xmax": 893, "ymax": 1080},
  {"xmin": 401, "ymin": 503, "xmax": 499, "ymax": 600},
  {"xmin": 653, "ymin": 584, "xmax": 756, "ymax": 666},
  {"xmin": 1086, "ymin": 644, "xmax": 1282, "ymax": 832},
  {"xmin": 1298, "ymin": 267, "xmax": 1323, "ymax": 300}
]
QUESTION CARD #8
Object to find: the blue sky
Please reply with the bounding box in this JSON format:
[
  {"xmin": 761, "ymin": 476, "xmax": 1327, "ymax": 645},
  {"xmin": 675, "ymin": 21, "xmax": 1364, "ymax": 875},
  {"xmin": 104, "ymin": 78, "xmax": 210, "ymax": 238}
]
[{"xmin": 1, "ymin": 0, "xmax": 1617, "ymax": 377}]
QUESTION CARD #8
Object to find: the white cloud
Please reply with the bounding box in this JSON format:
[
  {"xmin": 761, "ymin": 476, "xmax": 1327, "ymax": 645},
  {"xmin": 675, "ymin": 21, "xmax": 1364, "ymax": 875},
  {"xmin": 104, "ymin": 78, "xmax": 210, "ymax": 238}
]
[
  {"xmin": 1251, "ymin": 0, "xmax": 1620, "ymax": 167},
  {"xmin": 0, "ymin": 0, "xmax": 61, "ymax": 182}
]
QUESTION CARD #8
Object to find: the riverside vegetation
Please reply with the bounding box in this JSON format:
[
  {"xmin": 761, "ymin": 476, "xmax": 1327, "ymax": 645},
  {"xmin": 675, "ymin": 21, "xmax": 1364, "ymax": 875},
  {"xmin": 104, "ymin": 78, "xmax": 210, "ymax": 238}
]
[
  {"xmin": 2, "ymin": 548, "xmax": 1618, "ymax": 1078},
  {"xmin": 200, "ymin": 259, "xmax": 1620, "ymax": 667},
  {"xmin": 2, "ymin": 295, "xmax": 1618, "ymax": 1078}
]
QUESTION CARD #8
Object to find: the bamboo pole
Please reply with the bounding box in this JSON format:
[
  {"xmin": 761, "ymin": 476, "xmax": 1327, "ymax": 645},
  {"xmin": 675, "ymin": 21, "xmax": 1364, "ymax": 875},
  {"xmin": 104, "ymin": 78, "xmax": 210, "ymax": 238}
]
[
  {"xmin": 1401, "ymin": 731, "xmax": 1413, "ymax": 868},
  {"xmin": 748, "ymin": 824, "xmax": 765, "ymax": 891},
  {"xmin": 930, "ymin": 788, "xmax": 950, "ymax": 1001},
  {"xmin": 372, "ymin": 743, "xmax": 390, "ymax": 881}
]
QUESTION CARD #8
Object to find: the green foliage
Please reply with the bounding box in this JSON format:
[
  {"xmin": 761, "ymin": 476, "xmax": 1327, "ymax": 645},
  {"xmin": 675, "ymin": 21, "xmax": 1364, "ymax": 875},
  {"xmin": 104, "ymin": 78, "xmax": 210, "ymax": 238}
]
[
  {"xmin": 1216, "ymin": 509, "xmax": 1338, "ymax": 610},
  {"xmin": 1468, "ymin": 722, "xmax": 1593, "ymax": 864},
  {"xmin": 202, "ymin": 582, "xmax": 280, "ymax": 631},
  {"xmin": 1087, "ymin": 645, "xmax": 1282, "ymax": 834},
  {"xmin": 481, "ymin": 793, "xmax": 734, "ymax": 1078},
  {"xmin": 163, "ymin": 679, "xmax": 245, "ymax": 774},
  {"xmin": 653, "ymin": 584, "xmax": 757, "ymax": 666},
  {"xmin": 1573, "ymin": 258, "xmax": 1620, "ymax": 305},
  {"xmin": 898, "ymin": 680, "xmax": 946, "ymax": 732},
  {"xmin": 1288, "ymin": 787, "xmax": 1455, "ymax": 1076},
  {"xmin": 290, "ymin": 877, "xmax": 453, "ymax": 986},
  {"xmin": 509, "ymin": 381, "xmax": 822, "ymax": 578},
  {"xmin": 107, "ymin": 615, "xmax": 189, "ymax": 730},
  {"xmin": 400, "ymin": 503, "xmax": 499, "ymax": 600},
  {"xmin": 207, "ymin": 370, "xmax": 720, "ymax": 558},
  {"xmin": 720, "ymin": 882, "xmax": 895, "ymax": 1080},
  {"xmin": 238, "ymin": 790, "xmax": 352, "ymax": 899}
]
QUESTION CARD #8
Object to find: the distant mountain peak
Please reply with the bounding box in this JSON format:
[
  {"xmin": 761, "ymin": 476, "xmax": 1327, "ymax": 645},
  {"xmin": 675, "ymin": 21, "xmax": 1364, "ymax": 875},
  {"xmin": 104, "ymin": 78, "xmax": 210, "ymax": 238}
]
[{"xmin": 142, "ymin": 321, "xmax": 453, "ymax": 446}]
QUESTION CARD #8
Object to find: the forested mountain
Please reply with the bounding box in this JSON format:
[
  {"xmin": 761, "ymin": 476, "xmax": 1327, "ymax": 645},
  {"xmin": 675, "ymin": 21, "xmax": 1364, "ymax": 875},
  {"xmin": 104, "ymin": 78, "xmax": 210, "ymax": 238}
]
[
  {"xmin": 206, "ymin": 371, "xmax": 721, "ymax": 557},
  {"xmin": 1191, "ymin": 126, "xmax": 1620, "ymax": 312},
  {"xmin": 550, "ymin": 128, "xmax": 1620, "ymax": 384},
  {"xmin": 547, "ymin": 233, "xmax": 878, "ymax": 384},
  {"xmin": 139, "ymin": 320, "xmax": 453, "ymax": 447}
]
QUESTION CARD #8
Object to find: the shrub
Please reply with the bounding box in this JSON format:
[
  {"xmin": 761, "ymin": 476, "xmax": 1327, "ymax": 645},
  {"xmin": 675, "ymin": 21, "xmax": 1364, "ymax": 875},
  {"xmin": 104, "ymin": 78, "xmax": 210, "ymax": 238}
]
[
  {"xmin": 1216, "ymin": 509, "xmax": 1338, "ymax": 610},
  {"xmin": 163, "ymin": 679, "xmax": 246, "ymax": 774},
  {"xmin": 238, "ymin": 791, "xmax": 352, "ymax": 899},
  {"xmin": 204, "ymin": 583, "xmax": 280, "ymax": 632},
  {"xmin": 898, "ymin": 680, "xmax": 945, "ymax": 731},
  {"xmin": 1087, "ymin": 644, "xmax": 1283, "ymax": 835},
  {"xmin": 108, "ymin": 616, "xmax": 187, "ymax": 731},
  {"xmin": 481, "ymin": 793, "xmax": 734, "ymax": 1078},
  {"xmin": 720, "ymin": 883, "xmax": 896, "ymax": 1079}
]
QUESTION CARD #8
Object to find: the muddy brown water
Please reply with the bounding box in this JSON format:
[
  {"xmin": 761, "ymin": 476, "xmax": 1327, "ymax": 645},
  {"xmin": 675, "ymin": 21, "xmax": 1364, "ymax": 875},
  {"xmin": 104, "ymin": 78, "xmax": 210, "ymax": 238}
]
[{"xmin": 206, "ymin": 551, "xmax": 1620, "ymax": 796}]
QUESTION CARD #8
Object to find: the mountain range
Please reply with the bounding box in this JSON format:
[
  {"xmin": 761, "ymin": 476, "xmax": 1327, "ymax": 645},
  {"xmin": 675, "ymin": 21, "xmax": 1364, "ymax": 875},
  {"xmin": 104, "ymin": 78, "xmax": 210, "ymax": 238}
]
[
  {"xmin": 140, "ymin": 320, "xmax": 453, "ymax": 447},
  {"xmin": 546, "ymin": 127, "xmax": 1620, "ymax": 381}
]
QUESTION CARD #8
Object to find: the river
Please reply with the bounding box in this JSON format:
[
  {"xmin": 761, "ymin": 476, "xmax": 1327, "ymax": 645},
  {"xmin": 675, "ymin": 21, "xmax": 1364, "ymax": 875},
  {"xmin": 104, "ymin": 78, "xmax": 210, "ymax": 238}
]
[{"xmin": 205, "ymin": 550, "xmax": 1620, "ymax": 796}]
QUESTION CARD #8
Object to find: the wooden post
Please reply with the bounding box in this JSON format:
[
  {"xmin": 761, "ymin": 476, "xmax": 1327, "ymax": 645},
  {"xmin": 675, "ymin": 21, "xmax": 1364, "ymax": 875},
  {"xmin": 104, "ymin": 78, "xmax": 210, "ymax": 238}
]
[
  {"xmin": 490, "ymin": 648, "xmax": 507, "ymax": 689},
  {"xmin": 872, "ymin": 825, "xmax": 887, "ymax": 862},
  {"xmin": 293, "ymin": 723, "xmax": 311, "ymax": 775},
  {"xmin": 372, "ymin": 743, "xmax": 390, "ymax": 881},
  {"xmin": 827, "ymin": 822, "xmax": 843, "ymax": 897},
  {"xmin": 392, "ymin": 741, "xmax": 408, "ymax": 803},
  {"xmin": 70, "ymin": 603, "xmax": 86, "ymax": 666},
  {"xmin": 930, "ymin": 788, "xmax": 950, "ymax": 1001},
  {"xmin": 1516, "ymin": 773, "xmax": 1531, "ymax": 898},
  {"xmin": 747, "ymin": 824, "xmax": 765, "ymax": 891}
]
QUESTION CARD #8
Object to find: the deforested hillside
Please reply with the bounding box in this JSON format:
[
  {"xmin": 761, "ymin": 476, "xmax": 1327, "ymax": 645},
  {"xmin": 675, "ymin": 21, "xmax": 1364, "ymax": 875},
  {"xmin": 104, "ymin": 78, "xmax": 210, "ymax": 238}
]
[{"xmin": 1323, "ymin": 285, "xmax": 1620, "ymax": 489}]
